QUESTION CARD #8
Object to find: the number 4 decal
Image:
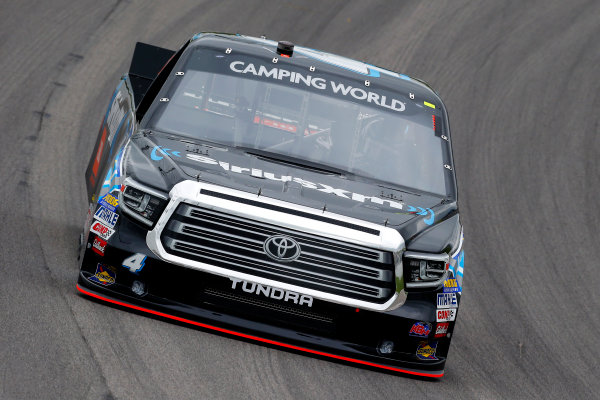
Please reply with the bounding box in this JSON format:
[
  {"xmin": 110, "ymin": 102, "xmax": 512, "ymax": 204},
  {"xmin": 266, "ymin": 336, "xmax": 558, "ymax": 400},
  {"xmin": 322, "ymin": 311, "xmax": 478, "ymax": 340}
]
[{"xmin": 122, "ymin": 253, "xmax": 147, "ymax": 273}]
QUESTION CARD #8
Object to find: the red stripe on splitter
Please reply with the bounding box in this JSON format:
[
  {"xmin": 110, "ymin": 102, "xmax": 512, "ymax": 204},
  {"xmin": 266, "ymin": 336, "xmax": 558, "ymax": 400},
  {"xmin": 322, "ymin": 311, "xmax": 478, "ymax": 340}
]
[{"xmin": 76, "ymin": 284, "xmax": 443, "ymax": 378}]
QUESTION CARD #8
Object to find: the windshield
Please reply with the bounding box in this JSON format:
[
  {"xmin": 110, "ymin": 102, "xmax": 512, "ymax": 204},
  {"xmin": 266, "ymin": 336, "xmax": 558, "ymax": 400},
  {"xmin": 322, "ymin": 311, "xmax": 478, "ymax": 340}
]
[{"xmin": 144, "ymin": 46, "xmax": 452, "ymax": 196}]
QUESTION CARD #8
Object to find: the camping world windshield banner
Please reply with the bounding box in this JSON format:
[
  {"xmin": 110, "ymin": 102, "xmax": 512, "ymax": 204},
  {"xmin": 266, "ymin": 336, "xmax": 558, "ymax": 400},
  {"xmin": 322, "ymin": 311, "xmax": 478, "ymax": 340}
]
[
  {"xmin": 229, "ymin": 60, "xmax": 406, "ymax": 112},
  {"xmin": 186, "ymin": 47, "xmax": 412, "ymax": 114}
]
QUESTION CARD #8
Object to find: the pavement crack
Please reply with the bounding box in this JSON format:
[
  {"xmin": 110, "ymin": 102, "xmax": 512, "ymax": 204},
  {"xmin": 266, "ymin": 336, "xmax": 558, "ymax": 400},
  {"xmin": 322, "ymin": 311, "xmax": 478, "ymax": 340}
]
[
  {"xmin": 100, "ymin": 0, "xmax": 124, "ymax": 26},
  {"xmin": 33, "ymin": 87, "xmax": 56, "ymax": 140}
]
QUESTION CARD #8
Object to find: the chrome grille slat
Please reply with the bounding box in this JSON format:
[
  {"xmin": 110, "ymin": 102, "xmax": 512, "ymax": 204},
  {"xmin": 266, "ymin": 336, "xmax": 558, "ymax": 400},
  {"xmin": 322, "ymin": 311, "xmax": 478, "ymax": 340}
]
[
  {"xmin": 172, "ymin": 221, "xmax": 265, "ymax": 250},
  {"xmin": 166, "ymin": 237, "xmax": 384, "ymax": 295},
  {"xmin": 173, "ymin": 221, "xmax": 388, "ymax": 280},
  {"xmin": 186, "ymin": 208, "xmax": 276, "ymax": 239},
  {"xmin": 297, "ymin": 253, "xmax": 386, "ymax": 279},
  {"xmin": 166, "ymin": 238, "xmax": 383, "ymax": 297},
  {"xmin": 160, "ymin": 203, "xmax": 396, "ymax": 303},
  {"xmin": 184, "ymin": 206, "xmax": 382, "ymax": 262}
]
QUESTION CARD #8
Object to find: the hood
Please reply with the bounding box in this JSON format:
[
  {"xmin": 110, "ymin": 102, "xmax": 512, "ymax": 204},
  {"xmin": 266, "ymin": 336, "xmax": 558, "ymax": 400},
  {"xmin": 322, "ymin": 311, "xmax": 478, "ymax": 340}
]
[{"xmin": 124, "ymin": 131, "xmax": 458, "ymax": 242}]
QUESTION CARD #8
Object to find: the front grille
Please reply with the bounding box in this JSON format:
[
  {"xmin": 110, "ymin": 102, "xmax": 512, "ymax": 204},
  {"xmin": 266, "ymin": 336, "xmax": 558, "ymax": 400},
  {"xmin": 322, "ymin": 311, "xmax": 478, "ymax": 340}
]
[{"xmin": 160, "ymin": 203, "xmax": 396, "ymax": 303}]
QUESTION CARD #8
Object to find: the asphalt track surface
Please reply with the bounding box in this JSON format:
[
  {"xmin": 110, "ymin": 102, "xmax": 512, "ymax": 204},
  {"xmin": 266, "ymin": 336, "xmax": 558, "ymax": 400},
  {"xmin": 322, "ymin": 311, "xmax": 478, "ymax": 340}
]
[{"xmin": 1, "ymin": 1, "xmax": 599, "ymax": 399}]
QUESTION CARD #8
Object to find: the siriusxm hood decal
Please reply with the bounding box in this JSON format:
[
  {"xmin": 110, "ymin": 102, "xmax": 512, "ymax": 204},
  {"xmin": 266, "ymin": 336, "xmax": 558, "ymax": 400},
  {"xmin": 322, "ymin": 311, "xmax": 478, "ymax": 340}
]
[
  {"xmin": 405, "ymin": 205, "xmax": 435, "ymax": 225},
  {"xmin": 149, "ymin": 145, "xmax": 435, "ymax": 225},
  {"xmin": 151, "ymin": 146, "xmax": 180, "ymax": 160}
]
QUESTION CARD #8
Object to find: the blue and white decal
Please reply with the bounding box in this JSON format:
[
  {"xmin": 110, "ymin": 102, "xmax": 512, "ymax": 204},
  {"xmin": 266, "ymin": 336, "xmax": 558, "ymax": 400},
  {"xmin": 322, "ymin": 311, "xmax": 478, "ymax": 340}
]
[
  {"xmin": 450, "ymin": 230, "xmax": 464, "ymax": 284},
  {"xmin": 93, "ymin": 205, "xmax": 119, "ymax": 229},
  {"xmin": 437, "ymin": 293, "xmax": 458, "ymax": 309},
  {"xmin": 101, "ymin": 147, "xmax": 125, "ymax": 195},
  {"xmin": 295, "ymin": 47, "xmax": 407, "ymax": 79},
  {"xmin": 456, "ymin": 250, "xmax": 464, "ymax": 279}
]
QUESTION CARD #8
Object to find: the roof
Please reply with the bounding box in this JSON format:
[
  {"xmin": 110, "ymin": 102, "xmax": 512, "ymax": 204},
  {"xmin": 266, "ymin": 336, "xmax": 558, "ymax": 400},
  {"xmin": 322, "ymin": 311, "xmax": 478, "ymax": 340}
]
[{"xmin": 188, "ymin": 33, "xmax": 442, "ymax": 105}]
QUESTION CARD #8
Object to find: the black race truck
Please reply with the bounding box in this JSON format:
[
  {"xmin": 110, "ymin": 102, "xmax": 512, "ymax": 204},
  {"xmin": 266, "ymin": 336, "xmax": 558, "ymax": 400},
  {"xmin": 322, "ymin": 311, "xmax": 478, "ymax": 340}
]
[{"xmin": 78, "ymin": 33, "xmax": 464, "ymax": 378}]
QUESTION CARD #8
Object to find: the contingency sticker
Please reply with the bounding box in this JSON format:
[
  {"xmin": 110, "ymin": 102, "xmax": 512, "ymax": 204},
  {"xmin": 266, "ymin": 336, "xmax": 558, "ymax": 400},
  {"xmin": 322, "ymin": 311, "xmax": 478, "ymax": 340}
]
[
  {"xmin": 409, "ymin": 322, "xmax": 432, "ymax": 338},
  {"xmin": 437, "ymin": 293, "xmax": 458, "ymax": 309},
  {"xmin": 435, "ymin": 323, "xmax": 449, "ymax": 338},
  {"xmin": 416, "ymin": 342, "xmax": 438, "ymax": 360},
  {"xmin": 443, "ymin": 278, "xmax": 461, "ymax": 293},
  {"xmin": 436, "ymin": 308, "xmax": 457, "ymax": 322},
  {"xmin": 92, "ymin": 236, "xmax": 107, "ymax": 256},
  {"xmin": 99, "ymin": 192, "xmax": 119, "ymax": 213},
  {"xmin": 90, "ymin": 220, "xmax": 115, "ymax": 241},
  {"xmin": 88, "ymin": 263, "xmax": 116, "ymax": 286},
  {"xmin": 94, "ymin": 205, "xmax": 119, "ymax": 228}
]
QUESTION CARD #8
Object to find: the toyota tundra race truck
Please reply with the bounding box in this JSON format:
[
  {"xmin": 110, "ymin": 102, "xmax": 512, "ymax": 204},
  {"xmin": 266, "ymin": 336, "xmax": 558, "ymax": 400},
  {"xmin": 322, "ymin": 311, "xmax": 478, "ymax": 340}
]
[{"xmin": 77, "ymin": 32, "xmax": 464, "ymax": 378}]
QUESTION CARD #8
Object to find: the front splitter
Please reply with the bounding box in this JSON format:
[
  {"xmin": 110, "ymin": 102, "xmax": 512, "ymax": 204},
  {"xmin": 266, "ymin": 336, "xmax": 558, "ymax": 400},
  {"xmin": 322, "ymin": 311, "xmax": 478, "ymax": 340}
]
[{"xmin": 76, "ymin": 280, "xmax": 444, "ymax": 378}]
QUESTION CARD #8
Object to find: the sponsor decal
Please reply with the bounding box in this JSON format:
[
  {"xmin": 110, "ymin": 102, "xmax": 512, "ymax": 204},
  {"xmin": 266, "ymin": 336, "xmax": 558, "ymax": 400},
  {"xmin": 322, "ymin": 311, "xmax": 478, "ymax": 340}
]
[
  {"xmin": 181, "ymin": 153, "xmax": 436, "ymax": 225},
  {"xmin": 403, "ymin": 205, "xmax": 435, "ymax": 225},
  {"xmin": 437, "ymin": 293, "xmax": 458, "ymax": 309},
  {"xmin": 90, "ymin": 220, "xmax": 115, "ymax": 240},
  {"xmin": 88, "ymin": 263, "xmax": 116, "ymax": 286},
  {"xmin": 151, "ymin": 146, "xmax": 181, "ymax": 161},
  {"xmin": 94, "ymin": 205, "xmax": 119, "ymax": 228},
  {"xmin": 92, "ymin": 236, "xmax": 107, "ymax": 256},
  {"xmin": 416, "ymin": 341, "xmax": 438, "ymax": 360},
  {"xmin": 230, "ymin": 278, "xmax": 313, "ymax": 307},
  {"xmin": 99, "ymin": 193, "xmax": 119, "ymax": 213},
  {"xmin": 229, "ymin": 61, "xmax": 406, "ymax": 112},
  {"xmin": 443, "ymin": 278, "xmax": 461, "ymax": 293},
  {"xmin": 409, "ymin": 322, "xmax": 432, "ymax": 338},
  {"xmin": 436, "ymin": 308, "xmax": 457, "ymax": 322},
  {"xmin": 435, "ymin": 323, "xmax": 449, "ymax": 338}
]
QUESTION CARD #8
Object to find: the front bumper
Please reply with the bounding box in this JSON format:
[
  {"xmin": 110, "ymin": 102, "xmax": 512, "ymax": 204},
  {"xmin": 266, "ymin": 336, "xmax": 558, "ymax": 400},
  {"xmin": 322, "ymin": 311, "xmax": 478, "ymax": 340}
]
[
  {"xmin": 78, "ymin": 213, "xmax": 452, "ymax": 378},
  {"xmin": 76, "ymin": 279, "xmax": 445, "ymax": 377}
]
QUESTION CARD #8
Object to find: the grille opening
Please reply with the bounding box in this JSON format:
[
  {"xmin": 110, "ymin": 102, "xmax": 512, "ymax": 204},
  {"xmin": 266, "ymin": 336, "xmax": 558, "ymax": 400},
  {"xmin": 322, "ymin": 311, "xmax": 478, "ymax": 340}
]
[{"xmin": 160, "ymin": 203, "xmax": 396, "ymax": 304}]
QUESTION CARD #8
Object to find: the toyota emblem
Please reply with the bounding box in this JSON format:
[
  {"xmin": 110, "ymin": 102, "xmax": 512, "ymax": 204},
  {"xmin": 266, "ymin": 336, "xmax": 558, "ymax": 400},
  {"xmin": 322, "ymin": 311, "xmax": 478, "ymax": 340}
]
[{"xmin": 263, "ymin": 235, "xmax": 301, "ymax": 262}]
